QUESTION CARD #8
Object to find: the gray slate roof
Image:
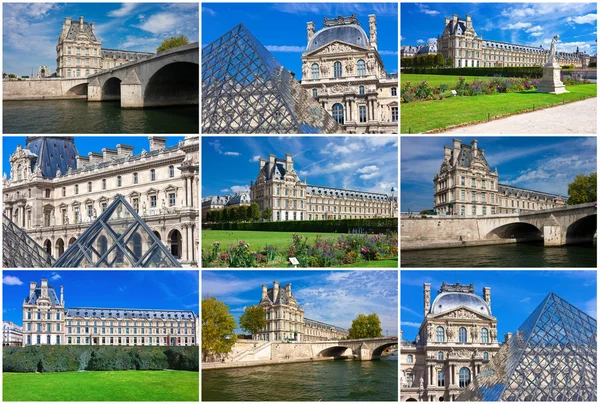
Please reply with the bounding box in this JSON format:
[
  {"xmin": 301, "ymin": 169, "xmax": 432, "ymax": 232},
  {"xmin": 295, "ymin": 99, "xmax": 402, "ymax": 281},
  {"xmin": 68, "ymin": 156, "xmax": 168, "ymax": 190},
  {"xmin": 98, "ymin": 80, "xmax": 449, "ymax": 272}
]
[
  {"xmin": 262, "ymin": 286, "xmax": 299, "ymax": 306},
  {"xmin": 24, "ymin": 137, "xmax": 78, "ymax": 179},
  {"xmin": 65, "ymin": 21, "xmax": 98, "ymax": 42},
  {"xmin": 498, "ymin": 184, "xmax": 564, "ymax": 200},
  {"xmin": 66, "ymin": 307, "xmax": 197, "ymax": 320},
  {"xmin": 306, "ymin": 185, "xmax": 391, "ymax": 201},
  {"xmin": 101, "ymin": 49, "xmax": 153, "ymax": 60},
  {"xmin": 307, "ymin": 25, "xmax": 369, "ymax": 52},
  {"xmin": 26, "ymin": 286, "xmax": 61, "ymax": 306},
  {"xmin": 431, "ymin": 291, "xmax": 491, "ymax": 316}
]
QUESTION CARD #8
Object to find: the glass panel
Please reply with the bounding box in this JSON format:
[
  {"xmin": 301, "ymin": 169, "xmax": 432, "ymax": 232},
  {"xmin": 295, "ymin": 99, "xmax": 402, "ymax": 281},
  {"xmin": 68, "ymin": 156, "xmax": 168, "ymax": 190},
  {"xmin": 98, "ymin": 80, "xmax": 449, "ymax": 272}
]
[{"xmin": 2, "ymin": 214, "xmax": 55, "ymax": 267}]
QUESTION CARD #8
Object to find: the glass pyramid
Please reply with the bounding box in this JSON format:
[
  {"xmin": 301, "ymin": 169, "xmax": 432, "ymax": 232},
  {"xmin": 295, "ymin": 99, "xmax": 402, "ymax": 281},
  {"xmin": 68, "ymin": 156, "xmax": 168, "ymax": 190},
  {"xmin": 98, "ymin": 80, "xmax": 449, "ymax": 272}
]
[
  {"xmin": 202, "ymin": 24, "xmax": 341, "ymax": 134},
  {"xmin": 53, "ymin": 195, "xmax": 181, "ymax": 268},
  {"xmin": 458, "ymin": 292, "xmax": 597, "ymax": 401},
  {"xmin": 2, "ymin": 214, "xmax": 55, "ymax": 268}
]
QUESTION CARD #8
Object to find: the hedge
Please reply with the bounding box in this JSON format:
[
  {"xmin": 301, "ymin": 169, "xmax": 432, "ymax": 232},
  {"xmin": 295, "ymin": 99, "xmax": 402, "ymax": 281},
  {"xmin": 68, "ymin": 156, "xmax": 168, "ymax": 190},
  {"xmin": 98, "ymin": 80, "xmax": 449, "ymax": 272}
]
[
  {"xmin": 208, "ymin": 217, "xmax": 398, "ymax": 233},
  {"xmin": 3, "ymin": 345, "xmax": 198, "ymax": 373},
  {"xmin": 403, "ymin": 66, "xmax": 544, "ymax": 78}
]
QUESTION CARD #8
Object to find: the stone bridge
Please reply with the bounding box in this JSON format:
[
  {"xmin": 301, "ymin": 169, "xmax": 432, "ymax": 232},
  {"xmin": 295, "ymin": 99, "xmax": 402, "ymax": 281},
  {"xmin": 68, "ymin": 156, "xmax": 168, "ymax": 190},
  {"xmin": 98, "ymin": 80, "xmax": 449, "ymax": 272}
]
[
  {"xmin": 271, "ymin": 337, "xmax": 398, "ymax": 361},
  {"xmin": 402, "ymin": 203, "xmax": 596, "ymax": 248},
  {"xmin": 84, "ymin": 42, "xmax": 198, "ymax": 108}
]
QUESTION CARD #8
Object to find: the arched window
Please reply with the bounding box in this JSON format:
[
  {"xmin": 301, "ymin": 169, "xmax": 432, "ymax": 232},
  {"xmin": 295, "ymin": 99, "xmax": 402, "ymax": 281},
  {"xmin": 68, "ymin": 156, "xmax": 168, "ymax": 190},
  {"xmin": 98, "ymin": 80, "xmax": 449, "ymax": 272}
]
[
  {"xmin": 407, "ymin": 354, "xmax": 413, "ymax": 363},
  {"xmin": 334, "ymin": 61, "xmax": 342, "ymax": 78},
  {"xmin": 117, "ymin": 176, "xmax": 122, "ymax": 187},
  {"xmin": 459, "ymin": 367, "xmax": 471, "ymax": 388},
  {"xmin": 133, "ymin": 173, "xmax": 138, "ymax": 184},
  {"xmin": 75, "ymin": 184, "xmax": 79, "ymax": 195},
  {"xmin": 102, "ymin": 179, "xmax": 106, "ymax": 190},
  {"xmin": 357, "ymin": 59, "xmax": 366, "ymax": 76},
  {"xmin": 311, "ymin": 63, "xmax": 320, "ymax": 79},
  {"xmin": 151, "ymin": 169, "xmax": 156, "ymax": 181},
  {"xmin": 438, "ymin": 351, "xmax": 443, "ymax": 360},
  {"xmin": 169, "ymin": 165, "xmax": 175, "ymax": 178},
  {"xmin": 459, "ymin": 327, "xmax": 467, "ymax": 343},
  {"xmin": 480, "ymin": 328, "xmax": 489, "ymax": 343},
  {"xmin": 483, "ymin": 351, "xmax": 489, "ymax": 361},
  {"xmin": 312, "ymin": 88, "xmax": 318, "ymax": 98},
  {"xmin": 87, "ymin": 182, "xmax": 92, "ymax": 192},
  {"xmin": 359, "ymin": 85, "xmax": 365, "ymax": 95},
  {"xmin": 436, "ymin": 326, "xmax": 445, "ymax": 342},
  {"xmin": 332, "ymin": 103, "xmax": 344, "ymax": 124}
]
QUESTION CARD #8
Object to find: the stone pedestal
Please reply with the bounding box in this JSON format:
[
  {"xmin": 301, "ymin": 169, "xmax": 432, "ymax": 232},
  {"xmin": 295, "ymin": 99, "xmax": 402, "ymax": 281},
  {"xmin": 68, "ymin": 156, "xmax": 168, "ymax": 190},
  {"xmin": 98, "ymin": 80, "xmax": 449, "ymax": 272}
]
[{"xmin": 536, "ymin": 62, "xmax": 569, "ymax": 94}]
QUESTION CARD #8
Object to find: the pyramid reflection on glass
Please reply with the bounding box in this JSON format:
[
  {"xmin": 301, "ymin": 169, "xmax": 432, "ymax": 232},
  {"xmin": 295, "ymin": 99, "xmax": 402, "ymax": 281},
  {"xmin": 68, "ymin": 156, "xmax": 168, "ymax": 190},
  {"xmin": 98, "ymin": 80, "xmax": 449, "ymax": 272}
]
[
  {"xmin": 202, "ymin": 24, "xmax": 341, "ymax": 134},
  {"xmin": 3, "ymin": 214, "xmax": 55, "ymax": 268},
  {"xmin": 458, "ymin": 292, "xmax": 597, "ymax": 401},
  {"xmin": 54, "ymin": 195, "xmax": 181, "ymax": 268}
]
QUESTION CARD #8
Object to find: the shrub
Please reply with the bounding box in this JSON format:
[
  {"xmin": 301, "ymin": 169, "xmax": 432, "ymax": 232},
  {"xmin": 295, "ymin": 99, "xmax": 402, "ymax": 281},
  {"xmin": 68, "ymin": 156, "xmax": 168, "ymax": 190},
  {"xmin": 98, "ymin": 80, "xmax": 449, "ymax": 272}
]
[
  {"xmin": 87, "ymin": 346, "xmax": 135, "ymax": 371},
  {"xmin": 39, "ymin": 346, "xmax": 80, "ymax": 372},
  {"xmin": 164, "ymin": 347, "xmax": 199, "ymax": 371},
  {"xmin": 134, "ymin": 347, "xmax": 169, "ymax": 370},
  {"xmin": 402, "ymin": 66, "xmax": 544, "ymax": 78},
  {"xmin": 209, "ymin": 218, "xmax": 397, "ymax": 234},
  {"xmin": 3, "ymin": 346, "xmax": 39, "ymax": 372}
]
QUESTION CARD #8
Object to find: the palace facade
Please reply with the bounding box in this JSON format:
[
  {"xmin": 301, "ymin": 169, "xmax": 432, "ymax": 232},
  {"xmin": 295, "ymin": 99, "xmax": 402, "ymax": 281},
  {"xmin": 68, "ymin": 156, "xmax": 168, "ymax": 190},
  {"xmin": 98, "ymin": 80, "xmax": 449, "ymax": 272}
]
[
  {"xmin": 247, "ymin": 153, "xmax": 397, "ymax": 221},
  {"xmin": 254, "ymin": 281, "xmax": 348, "ymax": 342},
  {"xmin": 22, "ymin": 279, "xmax": 198, "ymax": 347},
  {"xmin": 3, "ymin": 321, "xmax": 23, "ymax": 346},
  {"xmin": 300, "ymin": 14, "xmax": 398, "ymax": 133},
  {"xmin": 56, "ymin": 16, "xmax": 153, "ymax": 78},
  {"xmin": 400, "ymin": 282, "xmax": 504, "ymax": 402},
  {"xmin": 438, "ymin": 14, "xmax": 590, "ymax": 68},
  {"xmin": 201, "ymin": 192, "xmax": 251, "ymax": 220},
  {"xmin": 3, "ymin": 136, "xmax": 199, "ymax": 266},
  {"xmin": 433, "ymin": 139, "xmax": 565, "ymax": 216}
]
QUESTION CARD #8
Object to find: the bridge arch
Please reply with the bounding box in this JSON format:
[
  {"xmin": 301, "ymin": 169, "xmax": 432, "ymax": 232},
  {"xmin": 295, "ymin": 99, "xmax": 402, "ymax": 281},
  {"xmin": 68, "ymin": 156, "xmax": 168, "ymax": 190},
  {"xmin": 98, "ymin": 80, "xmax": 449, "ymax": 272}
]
[
  {"xmin": 143, "ymin": 61, "xmax": 199, "ymax": 107},
  {"xmin": 370, "ymin": 342, "xmax": 398, "ymax": 360},
  {"xmin": 65, "ymin": 83, "xmax": 88, "ymax": 97},
  {"xmin": 102, "ymin": 77, "xmax": 122, "ymax": 101},
  {"xmin": 316, "ymin": 346, "xmax": 352, "ymax": 358},
  {"xmin": 566, "ymin": 214, "xmax": 597, "ymax": 245},
  {"xmin": 486, "ymin": 222, "xmax": 542, "ymax": 242}
]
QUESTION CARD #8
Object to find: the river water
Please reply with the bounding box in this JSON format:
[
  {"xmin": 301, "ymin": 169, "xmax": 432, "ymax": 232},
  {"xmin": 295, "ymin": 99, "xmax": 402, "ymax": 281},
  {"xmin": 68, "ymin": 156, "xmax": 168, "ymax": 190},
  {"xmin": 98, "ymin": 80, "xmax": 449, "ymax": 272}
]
[
  {"xmin": 3, "ymin": 100, "xmax": 199, "ymax": 133},
  {"xmin": 401, "ymin": 243, "xmax": 597, "ymax": 267},
  {"xmin": 202, "ymin": 357, "xmax": 398, "ymax": 401}
]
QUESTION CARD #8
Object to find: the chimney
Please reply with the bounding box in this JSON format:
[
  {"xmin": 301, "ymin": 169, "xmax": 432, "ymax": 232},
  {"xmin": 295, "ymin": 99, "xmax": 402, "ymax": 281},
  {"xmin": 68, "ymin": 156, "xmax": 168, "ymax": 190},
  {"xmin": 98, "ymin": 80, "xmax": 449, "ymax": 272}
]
[
  {"xmin": 445, "ymin": 16, "xmax": 450, "ymax": 26},
  {"xmin": 466, "ymin": 14, "xmax": 472, "ymax": 30},
  {"xmin": 368, "ymin": 14, "xmax": 377, "ymax": 49},
  {"xmin": 424, "ymin": 283, "xmax": 431, "ymax": 317},
  {"xmin": 452, "ymin": 139, "xmax": 461, "ymax": 165},
  {"xmin": 272, "ymin": 281, "xmax": 279, "ymax": 302},
  {"xmin": 60, "ymin": 286, "xmax": 64, "ymax": 305},
  {"xmin": 79, "ymin": 16, "xmax": 84, "ymax": 32},
  {"xmin": 79, "ymin": 16, "xmax": 84, "ymax": 25},
  {"xmin": 261, "ymin": 284, "xmax": 267, "ymax": 300},
  {"xmin": 307, "ymin": 21, "xmax": 315, "ymax": 43},
  {"xmin": 483, "ymin": 287, "xmax": 491, "ymax": 306},
  {"xmin": 286, "ymin": 283, "xmax": 292, "ymax": 297},
  {"xmin": 88, "ymin": 152, "xmax": 103, "ymax": 164},
  {"xmin": 480, "ymin": 148, "xmax": 485, "ymax": 157},
  {"xmin": 285, "ymin": 153, "xmax": 293, "ymax": 171},
  {"xmin": 471, "ymin": 140, "xmax": 478, "ymax": 158},
  {"xmin": 149, "ymin": 136, "xmax": 167, "ymax": 151},
  {"xmin": 90, "ymin": 22, "xmax": 95, "ymax": 33},
  {"xmin": 443, "ymin": 145, "xmax": 451, "ymax": 160},
  {"xmin": 117, "ymin": 144, "xmax": 134, "ymax": 157},
  {"xmin": 102, "ymin": 148, "xmax": 118, "ymax": 162},
  {"xmin": 41, "ymin": 279, "xmax": 48, "ymax": 297},
  {"xmin": 268, "ymin": 154, "xmax": 275, "ymax": 169},
  {"xmin": 76, "ymin": 155, "xmax": 90, "ymax": 168},
  {"xmin": 259, "ymin": 158, "xmax": 266, "ymax": 169},
  {"xmin": 504, "ymin": 332, "xmax": 512, "ymax": 343},
  {"xmin": 29, "ymin": 281, "xmax": 37, "ymax": 295}
]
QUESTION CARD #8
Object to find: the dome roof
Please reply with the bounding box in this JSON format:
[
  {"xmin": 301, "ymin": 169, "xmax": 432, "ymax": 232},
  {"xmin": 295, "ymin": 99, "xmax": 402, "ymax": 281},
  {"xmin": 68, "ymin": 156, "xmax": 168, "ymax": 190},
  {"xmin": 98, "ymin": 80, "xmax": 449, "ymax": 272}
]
[
  {"xmin": 430, "ymin": 292, "xmax": 491, "ymax": 316},
  {"xmin": 306, "ymin": 25, "xmax": 369, "ymax": 52}
]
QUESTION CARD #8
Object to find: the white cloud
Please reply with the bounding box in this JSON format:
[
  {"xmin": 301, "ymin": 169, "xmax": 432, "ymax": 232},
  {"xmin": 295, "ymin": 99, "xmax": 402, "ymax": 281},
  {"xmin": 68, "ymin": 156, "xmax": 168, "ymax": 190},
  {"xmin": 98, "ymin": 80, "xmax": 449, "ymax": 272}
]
[
  {"xmin": 530, "ymin": 32, "xmax": 544, "ymax": 37},
  {"xmin": 356, "ymin": 165, "xmax": 379, "ymax": 174},
  {"xmin": 108, "ymin": 4, "xmax": 137, "ymax": 18},
  {"xmin": 416, "ymin": 4, "xmax": 439, "ymax": 16},
  {"xmin": 137, "ymin": 12, "xmax": 179, "ymax": 35},
  {"xmin": 427, "ymin": 38, "xmax": 437, "ymax": 44},
  {"xmin": 400, "ymin": 35, "xmax": 405, "ymax": 41},
  {"xmin": 360, "ymin": 172, "xmax": 379, "ymax": 180},
  {"xmin": 379, "ymin": 50, "xmax": 398, "ymax": 55},
  {"xmin": 526, "ymin": 25, "xmax": 543, "ymax": 33},
  {"xmin": 224, "ymin": 151, "xmax": 240, "ymax": 156},
  {"xmin": 567, "ymin": 13, "xmax": 597, "ymax": 24},
  {"xmin": 220, "ymin": 185, "xmax": 250, "ymax": 194},
  {"xmin": 3, "ymin": 276, "xmax": 23, "ymax": 286},
  {"xmin": 202, "ymin": 7, "xmax": 217, "ymax": 17},
  {"xmin": 507, "ymin": 22, "xmax": 532, "ymax": 30},
  {"xmin": 265, "ymin": 45, "xmax": 305, "ymax": 53},
  {"xmin": 401, "ymin": 321, "xmax": 421, "ymax": 328},
  {"xmin": 249, "ymin": 155, "xmax": 261, "ymax": 162},
  {"xmin": 585, "ymin": 297, "xmax": 597, "ymax": 319},
  {"xmin": 519, "ymin": 297, "xmax": 531, "ymax": 303},
  {"xmin": 50, "ymin": 272, "xmax": 61, "ymax": 280},
  {"xmin": 416, "ymin": 39, "xmax": 425, "ymax": 44}
]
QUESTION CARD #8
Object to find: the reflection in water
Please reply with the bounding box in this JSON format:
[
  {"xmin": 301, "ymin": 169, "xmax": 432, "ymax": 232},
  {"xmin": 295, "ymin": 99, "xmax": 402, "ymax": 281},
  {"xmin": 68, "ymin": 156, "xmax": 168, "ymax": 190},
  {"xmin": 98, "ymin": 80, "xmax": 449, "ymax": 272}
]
[
  {"xmin": 401, "ymin": 242, "xmax": 597, "ymax": 267},
  {"xmin": 202, "ymin": 357, "xmax": 398, "ymax": 402},
  {"xmin": 3, "ymin": 100, "xmax": 199, "ymax": 133}
]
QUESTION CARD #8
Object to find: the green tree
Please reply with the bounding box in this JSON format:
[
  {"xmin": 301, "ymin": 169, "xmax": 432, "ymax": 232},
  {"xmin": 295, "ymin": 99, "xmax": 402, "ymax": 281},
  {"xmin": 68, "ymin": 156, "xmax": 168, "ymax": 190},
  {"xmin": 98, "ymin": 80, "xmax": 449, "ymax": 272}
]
[
  {"xmin": 261, "ymin": 207, "xmax": 273, "ymax": 221},
  {"xmin": 239, "ymin": 305, "xmax": 267, "ymax": 337},
  {"xmin": 201, "ymin": 297, "xmax": 237, "ymax": 361},
  {"xmin": 250, "ymin": 203, "xmax": 260, "ymax": 222},
  {"xmin": 157, "ymin": 35, "xmax": 189, "ymax": 52},
  {"xmin": 237, "ymin": 205, "xmax": 248, "ymax": 222},
  {"xmin": 348, "ymin": 313, "xmax": 383, "ymax": 339},
  {"xmin": 446, "ymin": 57, "xmax": 454, "ymax": 67},
  {"xmin": 567, "ymin": 172, "xmax": 597, "ymax": 204},
  {"xmin": 206, "ymin": 211, "xmax": 213, "ymax": 223},
  {"xmin": 230, "ymin": 206, "xmax": 240, "ymax": 222},
  {"xmin": 436, "ymin": 53, "xmax": 444, "ymax": 67},
  {"xmin": 213, "ymin": 209, "xmax": 222, "ymax": 223}
]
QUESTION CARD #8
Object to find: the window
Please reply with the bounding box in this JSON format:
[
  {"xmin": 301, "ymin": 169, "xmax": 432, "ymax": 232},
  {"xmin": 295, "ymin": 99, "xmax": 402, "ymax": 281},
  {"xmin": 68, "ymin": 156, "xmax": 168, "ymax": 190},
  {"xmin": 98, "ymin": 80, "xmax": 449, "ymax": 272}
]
[
  {"xmin": 461, "ymin": 176, "xmax": 465, "ymax": 186},
  {"xmin": 459, "ymin": 327, "xmax": 467, "ymax": 343},
  {"xmin": 480, "ymin": 328, "xmax": 489, "ymax": 343},
  {"xmin": 311, "ymin": 63, "xmax": 319, "ymax": 79},
  {"xmin": 169, "ymin": 165, "xmax": 175, "ymax": 178},
  {"xmin": 459, "ymin": 367, "xmax": 471, "ymax": 388},
  {"xmin": 133, "ymin": 198, "xmax": 139, "ymax": 212},
  {"xmin": 150, "ymin": 195, "xmax": 157, "ymax": 207},
  {"xmin": 359, "ymin": 105, "xmax": 367, "ymax": 122},
  {"xmin": 471, "ymin": 192, "xmax": 476, "ymax": 202},
  {"xmin": 436, "ymin": 326, "xmax": 445, "ymax": 342},
  {"xmin": 151, "ymin": 169, "xmax": 156, "ymax": 181},
  {"xmin": 357, "ymin": 59, "xmax": 366, "ymax": 76},
  {"xmin": 117, "ymin": 176, "xmax": 122, "ymax": 187},
  {"xmin": 406, "ymin": 373, "xmax": 414, "ymax": 387},
  {"xmin": 407, "ymin": 354, "xmax": 413, "ymax": 363},
  {"xmin": 391, "ymin": 107, "xmax": 398, "ymax": 122},
  {"xmin": 332, "ymin": 104, "xmax": 344, "ymax": 124},
  {"xmin": 471, "ymin": 178, "xmax": 476, "ymax": 187},
  {"xmin": 312, "ymin": 88, "xmax": 317, "ymax": 98},
  {"xmin": 334, "ymin": 61, "xmax": 342, "ymax": 78},
  {"xmin": 438, "ymin": 351, "xmax": 444, "ymax": 360},
  {"xmin": 472, "ymin": 206, "xmax": 477, "ymax": 216},
  {"xmin": 45, "ymin": 189, "xmax": 51, "ymax": 198},
  {"xmin": 62, "ymin": 187, "xmax": 66, "ymax": 197},
  {"xmin": 168, "ymin": 193, "xmax": 176, "ymax": 207},
  {"xmin": 359, "ymin": 85, "xmax": 365, "ymax": 95},
  {"xmin": 438, "ymin": 370, "xmax": 445, "ymax": 387},
  {"xmin": 391, "ymin": 87, "xmax": 397, "ymax": 96},
  {"xmin": 102, "ymin": 179, "xmax": 106, "ymax": 190},
  {"xmin": 75, "ymin": 184, "xmax": 79, "ymax": 195},
  {"xmin": 461, "ymin": 206, "xmax": 465, "ymax": 216},
  {"xmin": 483, "ymin": 351, "xmax": 489, "ymax": 361},
  {"xmin": 87, "ymin": 182, "xmax": 92, "ymax": 192},
  {"xmin": 461, "ymin": 190, "xmax": 465, "ymax": 201}
]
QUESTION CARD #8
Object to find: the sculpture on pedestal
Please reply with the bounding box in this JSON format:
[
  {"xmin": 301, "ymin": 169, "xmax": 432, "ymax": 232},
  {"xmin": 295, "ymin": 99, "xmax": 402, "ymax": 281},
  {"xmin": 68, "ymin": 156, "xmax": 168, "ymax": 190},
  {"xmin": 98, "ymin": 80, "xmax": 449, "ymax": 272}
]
[{"xmin": 537, "ymin": 34, "xmax": 569, "ymax": 95}]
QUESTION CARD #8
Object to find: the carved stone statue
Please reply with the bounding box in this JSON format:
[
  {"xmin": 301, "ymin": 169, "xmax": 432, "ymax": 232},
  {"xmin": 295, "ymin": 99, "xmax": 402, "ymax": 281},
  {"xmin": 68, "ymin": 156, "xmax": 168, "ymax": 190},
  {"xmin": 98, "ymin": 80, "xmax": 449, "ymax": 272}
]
[
  {"xmin": 470, "ymin": 326, "xmax": 478, "ymax": 340},
  {"xmin": 419, "ymin": 377, "xmax": 424, "ymax": 390},
  {"xmin": 427, "ymin": 323, "xmax": 434, "ymax": 339},
  {"xmin": 548, "ymin": 35, "xmax": 559, "ymax": 64},
  {"xmin": 302, "ymin": 61, "xmax": 308, "ymax": 78},
  {"xmin": 446, "ymin": 326, "xmax": 455, "ymax": 340},
  {"xmin": 142, "ymin": 201, "xmax": 147, "ymax": 216},
  {"xmin": 56, "ymin": 168, "xmax": 61, "ymax": 177},
  {"xmin": 50, "ymin": 211, "xmax": 55, "ymax": 226},
  {"xmin": 367, "ymin": 54, "xmax": 376, "ymax": 72}
]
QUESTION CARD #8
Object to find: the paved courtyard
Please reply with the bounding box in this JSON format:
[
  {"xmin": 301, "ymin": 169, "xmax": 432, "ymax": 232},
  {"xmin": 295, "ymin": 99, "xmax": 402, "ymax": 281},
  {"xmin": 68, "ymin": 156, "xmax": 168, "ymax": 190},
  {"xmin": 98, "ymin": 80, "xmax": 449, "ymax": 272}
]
[{"xmin": 441, "ymin": 97, "xmax": 597, "ymax": 134}]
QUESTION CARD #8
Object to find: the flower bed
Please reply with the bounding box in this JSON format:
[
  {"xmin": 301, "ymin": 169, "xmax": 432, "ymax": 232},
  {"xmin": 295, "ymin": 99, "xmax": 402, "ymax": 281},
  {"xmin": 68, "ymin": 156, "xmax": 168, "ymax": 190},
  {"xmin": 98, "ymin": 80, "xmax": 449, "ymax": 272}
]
[{"xmin": 202, "ymin": 233, "xmax": 398, "ymax": 268}]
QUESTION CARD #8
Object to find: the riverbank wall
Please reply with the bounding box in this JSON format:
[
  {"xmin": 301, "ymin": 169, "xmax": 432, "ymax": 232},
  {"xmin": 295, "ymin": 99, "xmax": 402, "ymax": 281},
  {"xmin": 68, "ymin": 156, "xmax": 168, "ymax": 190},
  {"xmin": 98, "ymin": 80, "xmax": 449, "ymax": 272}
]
[
  {"xmin": 3, "ymin": 79, "xmax": 88, "ymax": 100},
  {"xmin": 202, "ymin": 356, "xmax": 341, "ymax": 371}
]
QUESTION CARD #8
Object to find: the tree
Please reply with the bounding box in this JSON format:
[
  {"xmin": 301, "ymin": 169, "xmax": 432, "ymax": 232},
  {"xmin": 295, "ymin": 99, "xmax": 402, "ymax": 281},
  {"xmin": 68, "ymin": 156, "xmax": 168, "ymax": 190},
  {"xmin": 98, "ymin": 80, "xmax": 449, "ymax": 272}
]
[
  {"xmin": 202, "ymin": 297, "xmax": 237, "ymax": 361},
  {"xmin": 237, "ymin": 205, "xmax": 248, "ymax": 222},
  {"xmin": 250, "ymin": 203, "xmax": 260, "ymax": 222},
  {"xmin": 261, "ymin": 207, "xmax": 273, "ymax": 221},
  {"xmin": 348, "ymin": 313, "xmax": 383, "ymax": 339},
  {"xmin": 239, "ymin": 305, "xmax": 267, "ymax": 337},
  {"xmin": 567, "ymin": 172, "xmax": 597, "ymax": 205},
  {"xmin": 157, "ymin": 35, "xmax": 189, "ymax": 52},
  {"xmin": 436, "ymin": 53, "xmax": 445, "ymax": 67},
  {"xmin": 446, "ymin": 57, "xmax": 454, "ymax": 68}
]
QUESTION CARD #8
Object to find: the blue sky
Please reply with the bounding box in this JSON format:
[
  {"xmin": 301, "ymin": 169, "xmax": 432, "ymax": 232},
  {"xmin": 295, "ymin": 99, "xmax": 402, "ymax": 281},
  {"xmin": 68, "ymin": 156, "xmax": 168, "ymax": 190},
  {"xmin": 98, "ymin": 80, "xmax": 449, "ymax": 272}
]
[
  {"xmin": 401, "ymin": 136, "xmax": 597, "ymax": 213},
  {"xmin": 400, "ymin": 270, "xmax": 597, "ymax": 342},
  {"xmin": 2, "ymin": 270, "xmax": 199, "ymax": 326},
  {"xmin": 202, "ymin": 3, "xmax": 398, "ymax": 79},
  {"xmin": 202, "ymin": 136, "xmax": 398, "ymax": 197},
  {"xmin": 202, "ymin": 270, "xmax": 399, "ymax": 334},
  {"xmin": 3, "ymin": 3, "xmax": 199, "ymax": 76},
  {"xmin": 3, "ymin": 136, "xmax": 185, "ymax": 179},
  {"xmin": 401, "ymin": 3, "xmax": 597, "ymax": 55}
]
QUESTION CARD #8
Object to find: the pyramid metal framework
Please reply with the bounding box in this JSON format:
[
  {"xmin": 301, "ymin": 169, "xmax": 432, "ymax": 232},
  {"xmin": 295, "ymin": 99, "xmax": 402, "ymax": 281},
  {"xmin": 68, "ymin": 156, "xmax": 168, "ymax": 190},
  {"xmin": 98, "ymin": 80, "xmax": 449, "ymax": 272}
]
[
  {"xmin": 202, "ymin": 24, "xmax": 341, "ymax": 134},
  {"xmin": 2, "ymin": 214, "xmax": 55, "ymax": 268},
  {"xmin": 458, "ymin": 292, "xmax": 597, "ymax": 401},
  {"xmin": 53, "ymin": 195, "xmax": 182, "ymax": 268}
]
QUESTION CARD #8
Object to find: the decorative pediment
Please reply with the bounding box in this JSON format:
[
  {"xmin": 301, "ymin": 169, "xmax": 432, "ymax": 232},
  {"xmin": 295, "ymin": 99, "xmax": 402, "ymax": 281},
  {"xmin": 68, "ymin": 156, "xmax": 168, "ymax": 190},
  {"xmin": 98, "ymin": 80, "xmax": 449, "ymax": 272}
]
[
  {"xmin": 432, "ymin": 306, "xmax": 491, "ymax": 321},
  {"xmin": 144, "ymin": 187, "xmax": 158, "ymax": 195},
  {"xmin": 305, "ymin": 40, "xmax": 367, "ymax": 57},
  {"xmin": 128, "ymin": 191, "xmax": 140, "ymax": 198},
  {"xmin": 163, "ymin": 185, "xmax": 178, "ymax": 193}
]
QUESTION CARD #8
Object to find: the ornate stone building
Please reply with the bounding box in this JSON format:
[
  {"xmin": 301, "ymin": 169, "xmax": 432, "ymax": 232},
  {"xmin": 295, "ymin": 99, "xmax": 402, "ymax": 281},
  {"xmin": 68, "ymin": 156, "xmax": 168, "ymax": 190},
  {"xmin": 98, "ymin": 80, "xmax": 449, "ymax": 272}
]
[
  {"xmin": 201, "ymin": 192, "xmax": 250, "ymax": 220},
  {"xmin": 438, "ymin": 14, "xmax": 590, "ymax": 68},
  {"xmin": 255, "ymin": 281, "xmax": 348, "ymax": 342},
  {"xmin": 433, "ymin": 139, "xmax": 565, "ymax": 216},
  {"xmin": 21, "ymin": 279, "xmax": 198, "ymax": 347},
  {"xmin": 3, "ymin": 136, "xmax": 199, "ymax": 266},
  {"xmin": 56, "ymin": 16, "xmax": 153, "ymax": 78},
  {"xmin": 248, "ymin": 153, "xmax": 397, "ymax": 221},
  {"xmin": 300, "ymin": 14, "xmax": 398, "ymax": 133},
  {"xmin": 400, "ymin": 282, "xmax": 504, "ymax": 402},
  {"xmin": 3, "ymin": 321, "xmax": 23, "ymax": 346}
]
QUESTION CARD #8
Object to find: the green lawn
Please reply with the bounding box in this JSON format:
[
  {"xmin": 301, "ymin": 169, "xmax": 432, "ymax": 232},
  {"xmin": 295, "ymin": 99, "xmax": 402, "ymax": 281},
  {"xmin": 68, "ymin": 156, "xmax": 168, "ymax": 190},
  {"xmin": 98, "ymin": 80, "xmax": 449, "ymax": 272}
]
[
  {"xmin": 3, "ymin": 370, "xmax": 199, "ymax": 402},
  {"xmin": 401, "ymin": 84, "xmax": 597, "ymax": 133},
  {"xmin": 336, "ymin": 258, "xmax": 398, "ymax": 268},
  {"xmin": 202, "ymin": 230, "xmax": 335, "ymax": 249},
  {"xmin": 401, "ymin": 74, "xmax": 490, "ymax": 87}
]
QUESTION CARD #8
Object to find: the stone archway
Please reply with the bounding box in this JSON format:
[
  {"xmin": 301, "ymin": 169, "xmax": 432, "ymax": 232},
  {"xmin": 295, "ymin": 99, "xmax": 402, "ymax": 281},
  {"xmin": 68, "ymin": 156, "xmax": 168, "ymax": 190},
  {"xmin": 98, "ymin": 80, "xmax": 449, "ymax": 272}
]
[
  {"xmin": 102, "ymin": 77, "xmax": 121, "ymax": 101},
  {"xmin": 144, "ymin": 62, "xmax": 199, "ymax": 107},
  {"xmin": 168, "ymin": 229, "xmax": 182, "ymax": 259},
  {"xmin": 56, "ymin": 238, "xmax": 65, "ymax": 257},
  {"xmin": 44, "ymin": 239, "xmax": 52, "ymax": 256},
  {"xmin": 486, "ymin": 222, "xmax": 543, "ymax": 242}
]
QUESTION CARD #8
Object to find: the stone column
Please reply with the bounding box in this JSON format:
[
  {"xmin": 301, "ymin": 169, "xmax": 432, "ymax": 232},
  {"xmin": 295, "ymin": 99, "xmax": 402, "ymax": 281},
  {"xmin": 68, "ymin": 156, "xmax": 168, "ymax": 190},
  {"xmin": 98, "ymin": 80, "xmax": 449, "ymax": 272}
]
[{"xmin": 183, "ymin": 176, "xmax": 188, "ymax": 206}]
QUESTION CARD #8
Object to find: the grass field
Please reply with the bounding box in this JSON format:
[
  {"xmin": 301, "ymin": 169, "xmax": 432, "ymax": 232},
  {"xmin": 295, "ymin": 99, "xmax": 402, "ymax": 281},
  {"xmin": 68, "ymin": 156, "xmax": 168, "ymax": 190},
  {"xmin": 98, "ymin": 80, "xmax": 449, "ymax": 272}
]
[
  {"xmin": 202, "ymin": 230, "xmax": 334, "ymax": 249},
  {"xmin": 401, "ymin": 84, "xmax": 597, "ymax": 133},
  {"xmin": 334, "ymin": 258, "xmax": 398, "ymax": 268},
  {"xmin": 3, "ymin": 370, "xmax": 199, "ymax": 401},
  {"xmin": 401, "ymin": 74, "xmax": 490, "ymax": 87}
]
